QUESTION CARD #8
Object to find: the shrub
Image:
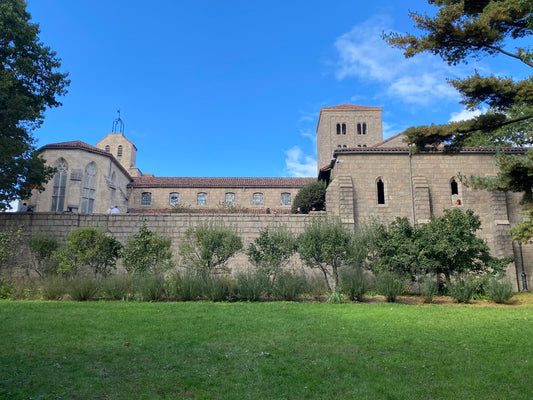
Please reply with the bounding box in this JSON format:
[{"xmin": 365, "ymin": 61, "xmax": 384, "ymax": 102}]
[
  {"xmin": 298, "ymin": 216, "xmax": 352, "ymax": 292},
  {"xmin": 234, "ymin": 270, "xmax": 268, "ymax": 301},
  {"xmin": 339, "ymin": 266, "xmax": 368, "ymax": 302},
  {"xmin": 487, "ymin": 278, "xmax": 514, "ymax": 304},
  {"xmin": 165, "ymin": 271, "xmax": 203, "ymax": 301},
  {"xmin": 247, "ymin": 225, "xmax": 298, "ymax": 288},
  {"xmin": 291, "ymin": 180, "xmax": 326, "ymax": 214},
  {"xmin": 326, "ymin": 291, "xmax": 345, "ymax": 304},
  {"xmin": 448, "ymin": 278, "xmax": 475, "ymax": 303},
  {"xmin": 57, "ymin": 228, "xmax": 122, "ymax": 276},
  {"xmin": 67, "ymin": 275, "xmax": 99, "ymax": 301},
  {"xmin": 101, "ymin": 274, "xmax": 133, "ymax": 300},
  {"xmin": 40, "ymin": 276, "xmax": 67, "ymax": 300},
  {"xmin": 0, "ymin": 276, "xmax": 14, "ymax": 299},
  {"xmin": 124, "ymin": 223, "xmax": 173, "ymax": 275},
  {"xmin": 179, "ymin": 221, "xmax": 242, "ymax": 276},
  {"xmin": 375, "ymin": 271, "xmax": 405, "ymax": 302},
  {"xmin": 273, "ymin": 271, "xmax": 306, "ymax": 301},
  {"xmin": 28, "ymin": 235, "xmax": 60, "ymax": 277},
  {"xmin": 134, "ymin": 274, "xmax": 166, "ymax": 302},
  {"xmin": 203, "ymin": 275, "xmax": 235, "ymax": 302},
  {"xmin": 420, "ymin": 279, "xmax": 439, "ymax": 303}
]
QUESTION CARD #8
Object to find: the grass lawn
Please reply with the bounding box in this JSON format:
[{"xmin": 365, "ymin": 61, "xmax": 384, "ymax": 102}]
[{"xmin": 1, "ymin": 298, "xmax": 532, "ymax": 400}]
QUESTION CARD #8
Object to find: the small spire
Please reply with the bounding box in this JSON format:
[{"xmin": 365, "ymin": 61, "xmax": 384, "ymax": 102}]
[{"xmin": 112, "ymin": 109, "xmax": 125, "ymax": 133}]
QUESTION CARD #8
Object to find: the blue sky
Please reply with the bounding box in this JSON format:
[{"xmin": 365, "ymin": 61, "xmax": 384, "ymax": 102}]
[{"xmin": 26, "ymin": 0, "xmax": 527, "ymax": 179}]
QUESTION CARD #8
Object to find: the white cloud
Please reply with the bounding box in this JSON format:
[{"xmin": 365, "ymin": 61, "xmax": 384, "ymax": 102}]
[
  {"xmin": 285, "ymin": 146, "xmax": 316, "ymax": 177},
  {"xmin": 449, "ymin": 107, "xmax": 486, "ymax": 122},
  {"xmin": 333, "ymin": 15, "xmax": 461, "ymax": 106}
]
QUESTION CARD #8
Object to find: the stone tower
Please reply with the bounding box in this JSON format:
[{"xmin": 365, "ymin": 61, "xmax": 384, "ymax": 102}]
[
  {"xmin": 95, "ymin": 111, "xmax": 142, "ymax": 177},
  {"xmin": 316, "ymin": 104, "xmax": 383, "ymax": 172}
]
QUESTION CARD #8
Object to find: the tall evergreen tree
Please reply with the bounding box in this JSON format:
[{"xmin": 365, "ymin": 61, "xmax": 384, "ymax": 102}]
[{"xmin": 385, "ymin": 0, "xmax": 533, "ymax": 239}]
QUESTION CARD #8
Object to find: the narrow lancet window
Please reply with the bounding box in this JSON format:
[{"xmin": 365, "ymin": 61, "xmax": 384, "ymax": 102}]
[{"xmin": 377, "ymin": 178, "xmax": 385, "ymax": 205}]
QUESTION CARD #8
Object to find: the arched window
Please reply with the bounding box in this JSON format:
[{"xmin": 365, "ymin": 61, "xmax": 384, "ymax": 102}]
[
  {"xmin": 105, "ymin": 145, "xmax": 110, "ymax": 152},
  {"xmin": 377, "ymin": 178, "xmax": 385, "ymax": 205},
  {"xmin": 253, "ymin": 193, "xmax": 263, "ymax": 206},
  {"xmin": 342, "ymin": 123, "xmax": 347, "ymax": 135},
  {"xmin": 117, "ymin": 145, "xmax": 123, "ymax": 158},
  {"xmin": 336, "ymin": 124, "xmax": 341, "ymax": 135},
  {"xmin": 451, "ymin": 178, "xmax": 459, "ymax": 195},
  {"xmin": 362, "ymin": 123, "xmax": 367, "ymax": 135},
  {"xmin": 225, "ymin": 192, "xmax": 235, "ymax": 205},
  {"xmin": 197, "ymin": 192, "xmax": 207, "ymax": 205},
  {"xmin": 80, "ymin": 163, "xmax": 97, "ymax": 213},
  {"xmin": 281, "ymin": 192, "xmax": 291, "ymax": 206},
  {"xmin": 169, "ymin": 192, "xmax": 180, "ymax": 206},
  {"xmin": 141, "ymin": 192, "xmax": 152, "ymax": 205},
  {"xmin": 51, "ymin": 159, "xmax": 68, "ymax": 212},
  {"xmin": 357, "ymin": 123, "xmax": 361, "ymax": 135},
  {"xmin": 342, "ymin": 145, "xmax": 347, "ymax": 148}
]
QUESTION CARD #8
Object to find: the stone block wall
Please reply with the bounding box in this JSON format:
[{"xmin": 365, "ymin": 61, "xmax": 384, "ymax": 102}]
[{"xmin": 0, "ymin": 212, "xmax": 312, "ymax": 273}]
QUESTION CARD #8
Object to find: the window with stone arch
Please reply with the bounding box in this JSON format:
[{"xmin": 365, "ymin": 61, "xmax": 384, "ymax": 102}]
[
  {"xmin": 336, "ymin": 123, "xmax": 341, "ymax": 135},
  {"xmin": 141, "ymin": 192, "xmax": 151, "ymax": 206},
  {"xmin": 117, "ymin": 145, "xmax": 123, "ymax": 158},
  {"xmin": 51, "ymin": 158, "xmax": 68, "ymax": 212},
  {"xmin": 80, "ymin": 163, "xmax": 97, "ymax": 213},
  {"xmin": 197, "ymin": 192, "xmax": 207, "ymax": 205},
  {"xmin": 281, "ymin": 192, "xmax": 291, "ymax": 206},
  {"xmin": 169, "ymin": 192, "xmax": 180, "ymax": 206},
  {"xmin": 376, "ymin": 177, "xmax": 385, "ymax": 205},
  {"xmin": 225, "ymin": 192, "xmax": 235, "ymax": 205},
  {"xmin": 450, "ymin": 177, "xmax": 462, "ymax": 206},
  {"xmin": 253, "ymin": 192, "xmax": 263, "ymax": 206},
  {"xmin": 105, "ymin": 145, "xmax": 110, "ymax": 152}
]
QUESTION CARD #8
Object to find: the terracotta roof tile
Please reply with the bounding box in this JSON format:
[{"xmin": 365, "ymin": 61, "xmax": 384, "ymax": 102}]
[
  {"xmin": 334, "ymin": 146, "xmax": 529, "ymax": 154},
  {"xmin": 321, "ymin": 104, "xmax": 382, "ymax": 111},
  {"xmin": 129, "ymin": 176, "xmax": 316, "ymax": 188}
]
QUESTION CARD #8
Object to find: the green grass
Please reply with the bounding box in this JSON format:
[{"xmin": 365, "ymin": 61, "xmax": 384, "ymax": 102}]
[{"xmin": 1, "ymin": 300, "xmax": 532, "ymax": 399}]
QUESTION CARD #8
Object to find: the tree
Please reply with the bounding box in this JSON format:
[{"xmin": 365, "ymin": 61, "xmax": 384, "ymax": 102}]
[
  {"xmin": 298, "ymin": 216, "xmax": 352, "ymax": 291},
  {"xmin": 123, "ymin": 223, "xmax": 173, "ymax": 275},
  {"xmin": 0, "ymin": 0, "xmax": 70, "ymax": 210},
  {"xmin": 385, "ymin": 0, "xmax": 533, "ymax": 238},
  {"xmin": 56, "ymin": 228, "xmax": 122, "ymax": 277},
  {"xmin": 246, "ymin": 225, "xmax": 298, "ymax": 287},
  {"xmin": 179, "ymin": 221, "xmax": 242, "ymax": 276},
  {"xmin": 291, "ymin": 180, "xmax": 327, "ymax": 214}
]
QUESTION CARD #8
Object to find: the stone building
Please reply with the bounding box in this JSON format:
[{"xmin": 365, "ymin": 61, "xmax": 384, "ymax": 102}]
[
  {"xmin": 26, "ymin": 123, "xmax": 314, "ymax": 214},
  {"xmin": 17, "ymin": 103, "xmax": 531, "ymax": 289}
]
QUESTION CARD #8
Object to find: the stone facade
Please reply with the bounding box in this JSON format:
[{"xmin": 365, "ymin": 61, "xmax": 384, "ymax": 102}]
[{"xmin": 9, "ymin": 103, "xmax": 532, "ymax": 290}]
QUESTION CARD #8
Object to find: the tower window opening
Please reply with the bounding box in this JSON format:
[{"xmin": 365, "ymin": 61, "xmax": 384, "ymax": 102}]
[
  {"xmin": 363, "ymin": 123, "xmax": 367, "ymax": 135},
  {"xmin": 342, "ymin": 123, "xmax": 346, "ymax": 135},
  {"xmin": 451, "ymin": 178, "xmax": 459, "ymax": 195},
  {"xmin": 336, "ymin": 124, "xmax": 341, "ymax": 135},
  {"xmin": 117, "ymin": 145, "xmax": 123, "ymax": 158}
]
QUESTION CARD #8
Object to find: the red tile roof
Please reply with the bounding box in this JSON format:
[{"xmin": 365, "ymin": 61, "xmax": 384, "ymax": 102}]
[
  {"xmin": 333, "ymin": 146, "xmax": 529, "ymax": 154},
  {"xmin": 129, "ymin": 176, "xmax": 316, "ymax": 188},
  {"xmin": 39, "ymin": 140, "xmax": 133, "ymax": 180},
  {"xmin": 321, "ymin": 104, "xmax": 382, "ymax": 111}
]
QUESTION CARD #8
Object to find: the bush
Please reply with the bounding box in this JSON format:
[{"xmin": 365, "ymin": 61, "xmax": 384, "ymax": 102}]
[
  {"xmin": 203, "ymin": 275, "xmax": 235, "ymax": 302},
  {"xmin": 291, "ymin": 180, "xmax": 326, "ymax": 214},
  {"xmin": 134, "ymin": 274, "xmax": 166, "ymax": 302},
  {"xmin": 179, "ymin": 221, "xmax": 242, "ymax": 276},
  {"xmin": 101, "ymin": 274, "xmax": 133, "ymax": 300},
  {"xmin": 340, "ymin": 266, "xmax": 368, "ymax": 302},
  {"xmin": 0, "ymin": 276, "xmax": 14, "ymax": 299},
  {"xmin": 40, "ymin": 276, "xmax": 67, "ymax": 300},
  {"xmin": 57, "ymin": 228, "xmax": 122, "ymax": 276},
  {"xmin": 273, "ymin": 271, "xmax": 306, "ymax": 301},
  {"xmin": 448, "ymin": 278, "xmax": 475, "ymax": 303},
  {"xmin": 234, "ymin": 270, "xmax": 268, "ymax": 301},
  {"xmin": 420, "ymin": 279, "xmax": 439, "ymax": 303},
  {"xmin": 124, "ymin": 223, "xmax": 173, "ymax": 275},
  {"xmin": 67, "ymin": 275, "xmax": 99, "ymax": 301},
  {"xmin": 487, "ymin": 278, "xmax": 514, "ymax": 304},
  {"xmin": 165, "ymin": 271, "xmax": 203, "ymax": 301},
  {"xmin": 375, "ymin": 271, "xmax": 405, "ymax": 302},
  {"xmin": 247, "ymin": 225, "xmax": 298, "ymax": 288},
  {"xmin": 28, "ymin": 235, "xmax": 60, "ymax": 277},
  {"xmin": 326, "ymin": 291, "xmax": 345, "ymax": 304}
]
